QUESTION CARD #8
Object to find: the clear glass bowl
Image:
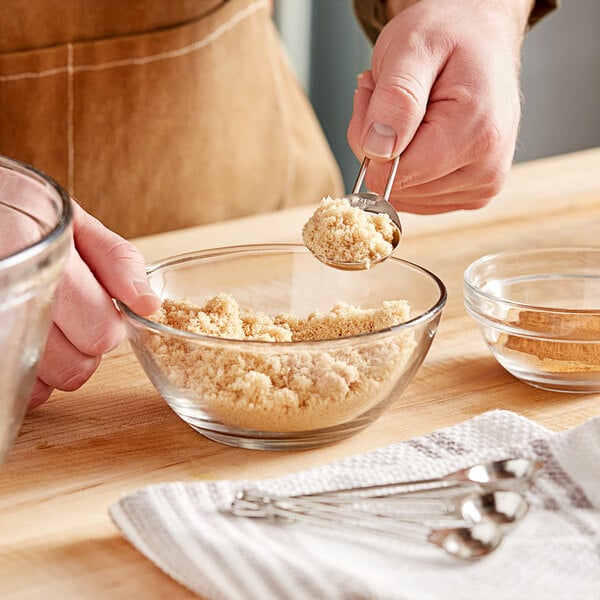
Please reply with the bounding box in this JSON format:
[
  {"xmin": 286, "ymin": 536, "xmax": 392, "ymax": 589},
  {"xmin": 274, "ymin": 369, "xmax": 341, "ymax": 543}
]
[
  {"xmin": 0, "ymin": 156, "xmax": 72, "ymax": 463},
  {"xmin": 464, "ymin": 247, "xmax": 600, "ymax": 393},
  {"xmin": 118, "ymin": 244, "xmax": 447, "ymax": 450}
]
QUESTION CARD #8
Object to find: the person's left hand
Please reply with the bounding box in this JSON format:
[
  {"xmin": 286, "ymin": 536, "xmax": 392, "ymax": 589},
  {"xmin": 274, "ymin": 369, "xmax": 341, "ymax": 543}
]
[
  {"xmin": 347, "ymin": 0, "xmax": 533, "ymax": 214},
  {"xmin": 28, "ymin": 201, "xmax": 161, "ymax": 409}
]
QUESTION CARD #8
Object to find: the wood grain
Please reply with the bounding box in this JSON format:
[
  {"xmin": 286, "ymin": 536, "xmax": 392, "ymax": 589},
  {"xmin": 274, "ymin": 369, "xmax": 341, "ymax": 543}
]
[{"xmin": 1, "ymin": 148, "xmax": 599, "ymax": 599}]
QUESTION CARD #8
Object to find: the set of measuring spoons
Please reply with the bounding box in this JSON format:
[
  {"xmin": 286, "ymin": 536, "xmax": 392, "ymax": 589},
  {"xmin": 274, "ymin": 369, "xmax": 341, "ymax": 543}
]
[{"xmin": 230, "ymin": 458, "xmax": 543, "ymax": 560}]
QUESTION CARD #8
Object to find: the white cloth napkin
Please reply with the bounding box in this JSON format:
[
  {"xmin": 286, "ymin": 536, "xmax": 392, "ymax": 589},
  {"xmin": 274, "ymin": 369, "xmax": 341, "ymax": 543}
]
[{"xmin": 109, "ymin": 410, "xmax": 600, "ymax": 600}]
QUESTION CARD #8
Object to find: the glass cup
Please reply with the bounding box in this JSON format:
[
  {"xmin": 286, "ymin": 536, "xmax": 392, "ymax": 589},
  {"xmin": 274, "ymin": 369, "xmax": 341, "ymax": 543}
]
[{"xmin": 0, "ymin": 156, "xmax": 72, "ymax": 464}]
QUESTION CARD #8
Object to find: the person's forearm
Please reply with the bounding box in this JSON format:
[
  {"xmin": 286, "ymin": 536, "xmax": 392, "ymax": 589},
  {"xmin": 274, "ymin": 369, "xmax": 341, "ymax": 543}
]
[
  {"xmin": 353, "ymin": 0, "xmax": 558, "ymax": 44},
  {"xmin": 386, "ymin": 0, "xmax": 535, "ymax": 31}
]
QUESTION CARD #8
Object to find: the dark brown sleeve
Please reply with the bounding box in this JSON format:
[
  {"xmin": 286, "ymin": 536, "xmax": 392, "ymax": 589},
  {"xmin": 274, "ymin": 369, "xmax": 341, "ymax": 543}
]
[
  {"xmin": 352, "ymin": 0, "xmax": 387, "ymax": 45},
  {"xmin": 527, "ymin": 0, "xmax": 559, "ymax": 26},
  {"xmin": 352, "ymin": 0, "xmax": 560, "ymax": 44}
]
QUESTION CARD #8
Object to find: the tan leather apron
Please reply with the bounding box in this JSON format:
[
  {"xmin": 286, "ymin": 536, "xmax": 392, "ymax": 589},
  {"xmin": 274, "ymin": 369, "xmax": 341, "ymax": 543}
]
[{"xmin": 0, "ymin": 0, "xmax": 343, "ymax": 239}]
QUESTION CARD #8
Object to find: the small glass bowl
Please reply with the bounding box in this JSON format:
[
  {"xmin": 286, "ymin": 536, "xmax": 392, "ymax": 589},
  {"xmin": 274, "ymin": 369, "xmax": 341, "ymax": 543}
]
[
  {"xmin": 464, "ymin": 247, "xmax": 600, "ymax": 393},
  {"xmin": 118, "ymin": 244, "xmax": 447, "ymax": 450}
]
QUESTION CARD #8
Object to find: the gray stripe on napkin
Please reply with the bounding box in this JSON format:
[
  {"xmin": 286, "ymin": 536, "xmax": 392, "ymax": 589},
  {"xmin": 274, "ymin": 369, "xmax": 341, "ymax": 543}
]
[
  {"xmin": 405, "ymin": 439, "xmax": 444, "ymax": 459},
  {"xmin": 529, "ymin": 438, "xmax": 600, "ymax": 559},
  {"xmin": 114, "ymin": 491, "xmax": 234, "ymax": 600},
  {"xmin": 157, "ymin": 487, "xmax": 254, "ymax": 600},
  {"xmin": 163, "ymin": 485, "xmax": 282, "ymax": 600},
  {"xmin": 235, "ymin": 513, "xmax": 373, "ymax": 599},
  {"xmin": 187, "ymin": 481, "xmax": 337, "ymax": 600},
  {"xmin": 531, "ymin": 438, "xmax": 593, "ymax": 509},
  {"xmin": 427, "ymin": 431, "xmax": 468, "ymax": 456}
]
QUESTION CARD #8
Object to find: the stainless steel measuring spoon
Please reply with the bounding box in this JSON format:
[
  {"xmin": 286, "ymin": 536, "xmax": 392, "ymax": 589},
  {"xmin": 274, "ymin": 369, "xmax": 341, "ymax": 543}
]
[
  {"xmin": 311, "ymin": 155, "xmax": 402, "ymax": 271},
  {"xmin": 298, "ymin": 457, "xmax": 543, "ymax": 498}
]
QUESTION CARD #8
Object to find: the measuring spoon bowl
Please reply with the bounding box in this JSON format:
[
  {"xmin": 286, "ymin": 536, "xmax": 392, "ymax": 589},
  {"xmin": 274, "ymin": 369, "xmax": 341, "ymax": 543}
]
[
  {"xmin": 308, "ymin": 156, "xmax": 402, "ymax": 271},
  {"xmin": 460, "ymin": 490, "xmax": 529, "ymax": 526},
  {"xmin": 429, "ymin": 522, "xmax": 503, "ymax": 559}
]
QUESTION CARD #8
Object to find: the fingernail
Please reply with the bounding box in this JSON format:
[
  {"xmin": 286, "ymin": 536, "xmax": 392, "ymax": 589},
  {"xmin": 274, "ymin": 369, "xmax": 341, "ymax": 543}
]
[
  {"xmin": 356, "ymin": 71, "xmax": 374, "ymax": 90},
  {"xmin": 363, "ymin": 122, "xmax": 397, "ymax": 158},
  {"xmin": 133, "ymin": 279, "xmax": 156, "ymax": 298}
]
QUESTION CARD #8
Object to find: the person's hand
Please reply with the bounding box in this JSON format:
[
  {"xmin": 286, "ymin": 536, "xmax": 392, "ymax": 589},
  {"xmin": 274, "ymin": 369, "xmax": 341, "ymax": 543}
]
[
  {"xmin": 29, "ymin": 201, "xmax": 161, "ymax": 409},
  {"xmin": 347, "ymin": 0, "xmax": 534, "ymax": 214}
]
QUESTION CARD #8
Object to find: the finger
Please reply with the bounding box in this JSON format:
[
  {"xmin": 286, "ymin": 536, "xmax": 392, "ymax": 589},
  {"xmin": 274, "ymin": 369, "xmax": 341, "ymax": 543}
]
[
  {"xmin": 72, "ymin": 202, "xmax": 160, "ymax": 315},
  {"xmin": 52, "ymin": 247, "xmax": 124, "ymax": 356},
  {"xmin": 371, "ymin": 162, "xmax": 506, "ymax": 199},
  {"xmin": 360, "ymin": 41, "xmax": 438, "ymax": 160},
  {"xmin": 35, "ymin": 324, "xmax": 101, "ymax": 392},
  {"xmin": 363, "ymin": 104, "xmax": 512, "ymax": 200},
  {"xmin": 347, "ymin": 71, "xmax": 375, "ymax": 160},
  {"xmin": 28, "ymin": 379, "xmax": 53, "ymax": 410},
  {"xmin": 397, "ymin": 106, "xmax": 507, "ymax": 189},
  {"xmin": 390, "ymin": 189, "xmax": 494, "ymax": 214}
]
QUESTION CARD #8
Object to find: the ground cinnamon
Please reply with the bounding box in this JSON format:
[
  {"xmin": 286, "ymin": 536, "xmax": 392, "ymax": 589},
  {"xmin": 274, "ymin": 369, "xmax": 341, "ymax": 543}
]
[{"xmin": 502, "ymin": 310, "xmax": 600, "ymax": 372}]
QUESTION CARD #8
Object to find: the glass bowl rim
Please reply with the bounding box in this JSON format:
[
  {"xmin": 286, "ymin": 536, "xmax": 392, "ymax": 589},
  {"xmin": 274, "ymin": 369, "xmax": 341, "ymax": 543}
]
[
  {"xmin": 0, "ymin": 155, "xmax": 72, "ymax": 272},
  {"xmin": 118, "ymin": 243, "xmax": 448, "ymax": 347},
  {"xmin": 464, "ymin": 245, "xmax": 600, "ymax": 317}
]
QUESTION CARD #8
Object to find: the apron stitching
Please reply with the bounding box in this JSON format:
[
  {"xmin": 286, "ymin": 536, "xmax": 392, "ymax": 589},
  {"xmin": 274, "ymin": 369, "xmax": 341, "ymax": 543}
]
[
  {"xmin": 0, "ymin": 0, "xmax": 268, "ymax": 82},
  {"xmin": 262, "ymin": 19, "xmax": 295, "ymax": 210},
  {"xmin": 67, "ymin": 43, "xmax": 75, "ymax": 197},
  {"xmin": 0, "ymin": 65, "xmax": 65, "ymax": 82}
]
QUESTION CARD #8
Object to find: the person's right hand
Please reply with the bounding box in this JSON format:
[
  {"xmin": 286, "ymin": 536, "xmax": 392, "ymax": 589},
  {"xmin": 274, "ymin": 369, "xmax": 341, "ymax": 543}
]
[
  {"xmin": 29, "ymin": 201, "xmax": 161, "ymax": 409},
  {"xmin": 347, "ymin": 0, "xmax": 534, "ymax": 214}
]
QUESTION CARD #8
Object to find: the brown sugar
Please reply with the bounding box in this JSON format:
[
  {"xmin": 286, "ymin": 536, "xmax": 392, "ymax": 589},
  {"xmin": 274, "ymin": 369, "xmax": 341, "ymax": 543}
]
[
  {"xmin": 302, "ymin": 197, "xmax": 395, "ymax": 266},
  {"xmin": 148, "ymin": 294, "xmax": 416, "ymax": 432},
  {"xmin": 501, "ymin": 310, "xmax": 600, "ymax": 373}
]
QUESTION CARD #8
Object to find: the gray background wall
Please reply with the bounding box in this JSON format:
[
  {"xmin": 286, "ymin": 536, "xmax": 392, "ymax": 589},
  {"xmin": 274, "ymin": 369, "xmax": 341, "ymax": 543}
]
[{"xmin": 275, "ymin": 0, "xmax": 600, "ymax": 190}]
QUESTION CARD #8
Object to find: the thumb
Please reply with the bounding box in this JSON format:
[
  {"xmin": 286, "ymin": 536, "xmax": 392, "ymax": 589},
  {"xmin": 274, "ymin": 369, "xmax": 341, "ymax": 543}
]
[
  {"xmin": 71, "ymin": 201, "xmax": 161, "ymax": 315},
  {"xmin": 361, "ymin": 36, "xmax": 437, "ymax": 160}
]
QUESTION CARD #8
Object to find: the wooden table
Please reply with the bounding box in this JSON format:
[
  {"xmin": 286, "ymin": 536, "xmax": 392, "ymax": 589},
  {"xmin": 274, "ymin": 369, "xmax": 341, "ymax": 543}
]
[{"xmin": 1, "ymin": 148, "xmax": 599, "ymax": 599}]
